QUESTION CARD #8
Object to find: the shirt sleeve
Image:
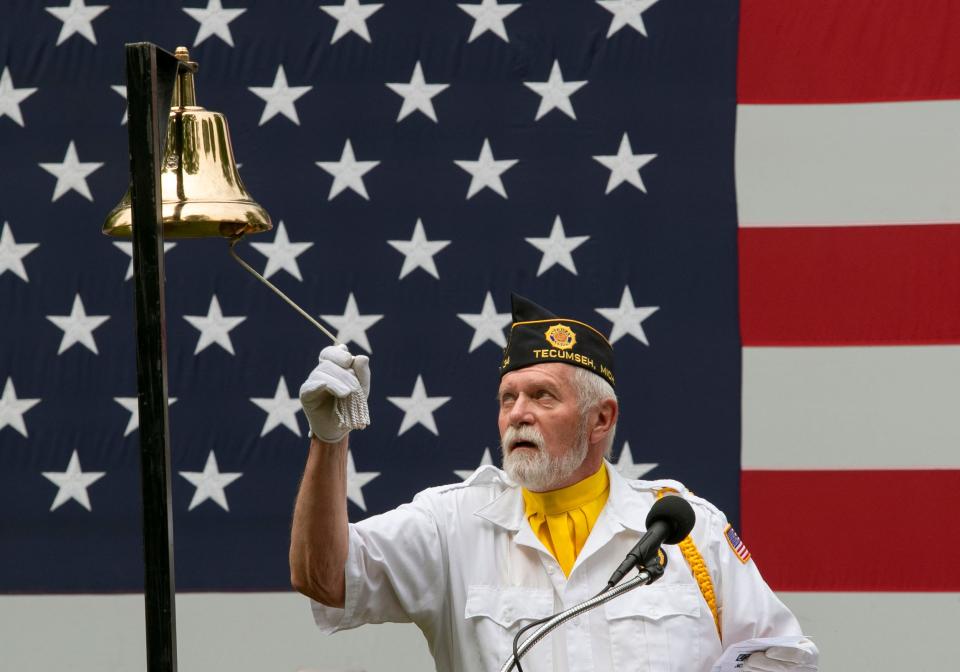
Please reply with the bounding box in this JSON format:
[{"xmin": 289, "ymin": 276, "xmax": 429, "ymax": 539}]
[
  {"xmin": 701, "ymin": 505, "xmax": 803, "ymax": 647},
  {"xmin": 311, "ymin": 495, "xmax": 448, "ymax": 635}
]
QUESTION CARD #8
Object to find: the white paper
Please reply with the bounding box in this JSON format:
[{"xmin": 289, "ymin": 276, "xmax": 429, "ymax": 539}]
[{"xmin": 710, "ymin": 636, "xmax": 812, "ymax": 672}]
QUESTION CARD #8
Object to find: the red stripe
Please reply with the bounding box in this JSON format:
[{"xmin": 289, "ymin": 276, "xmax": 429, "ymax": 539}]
[
  {"xmin": 739, "ymin": 224, "xmax": 960, "ymax": 346},
  {"xmin": 741, "ymin": 470, "xmax": 960, "ymax": 591},
  {"xmin": 738, "ymin": 0, "xmax": 960, "ymax": 103}
]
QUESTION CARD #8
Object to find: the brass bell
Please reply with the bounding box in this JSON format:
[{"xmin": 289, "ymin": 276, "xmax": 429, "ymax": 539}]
[{"xmin": 103, "ymin": 47, "xmax": 271, "ymax": 239}]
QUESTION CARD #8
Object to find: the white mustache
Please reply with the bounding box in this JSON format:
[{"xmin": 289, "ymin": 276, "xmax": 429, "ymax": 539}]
[{"xmin": 501, "ymin": 425, "xmax": 545, "ymax": 451}]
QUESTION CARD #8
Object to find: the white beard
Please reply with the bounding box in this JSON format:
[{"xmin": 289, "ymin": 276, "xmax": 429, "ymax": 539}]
[{"xmin": 500, "ymin": 421, "xmax": 588, "ymax": 492}]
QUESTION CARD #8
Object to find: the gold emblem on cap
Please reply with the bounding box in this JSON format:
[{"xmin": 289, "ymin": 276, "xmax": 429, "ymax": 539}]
[{"xmin": 544, "ymin": 324, "xmax": 577, "ymax": 351}]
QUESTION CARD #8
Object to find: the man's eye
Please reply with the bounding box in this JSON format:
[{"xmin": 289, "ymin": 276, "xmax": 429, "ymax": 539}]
[{"xmin": 536, "ymin": 390, "xmax": 553, "ymax": 399}]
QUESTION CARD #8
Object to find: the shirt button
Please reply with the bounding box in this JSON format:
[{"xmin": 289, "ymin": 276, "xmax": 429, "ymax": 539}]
[{"xmin": 547, "ymin": 566, "xmax": 555, "ymax": 574}]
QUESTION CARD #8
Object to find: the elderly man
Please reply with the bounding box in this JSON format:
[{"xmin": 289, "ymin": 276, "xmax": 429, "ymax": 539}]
[{"xmin": 290, "ymin": 294, "xmax": 817, "ymax": 672}]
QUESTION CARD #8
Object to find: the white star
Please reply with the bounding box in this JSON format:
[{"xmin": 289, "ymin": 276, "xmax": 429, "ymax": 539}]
[
  {"xmin": 613, "ymin": 441, "xmax": 658, "ymax": 479},
  {"xmin": 316, "ymin": 139, "xmax": 380, "ymax": 201},
  {"xmin": 525, "ymin": 215, "xmax": 589, "ymax": 276},
  {"xmin": 0, "ymin": 378, "xmax": 41, "ymax": 438},
  {"xmin": 387, "ymin": 375, "xmax": 451, "ymax": 436},
  {"xmin": 0, "ymin": 222, "xmax": 39, "ymax": 282},
  {"xmin": 524, "ymin": 60, "xmax": 587, "ymax": 121},
  {"xmin": 183, "ymin": 0, "xmax": 247, "ymax": 47},
  {"xmin": 250, "ymin": 376, "xmax": 302, "ymax": 437},
  {"xmin": 110, "ymin": 85, "xmax": 127, "ymax": 124},
  {"xmin": 454, "ymin": 447, "xmax": 495, "ymax": 480},
  {"xmin": 183, "ymin": 294, "xmax": 247, "ymax": 355},
  {"xmin": 458, "ymin": 0, "xmax": 521, "ymax": 43},
  {"xmin": 595, "ymin": 286, "xmax": 659, "ymax": 345},
  {"xmin": 345, "ymin": 449, "xmax": 380, "ymax": 511},
  {"xmin": 179, "ymin": 450, "xmax": 242, "ymax": 511},
  {"xmin": 0, "ymin": 67, "xmax": 38, "ymax": 126},
  {"xmin": 386, "ymin": 218, "xmax": 451, "ymax": 280},
  {"xmin": 454, "ymin": 138, "xmax": 518, "ymax": 199},
  {"xmin": 248, "ymin": 65, "xmax": 312, "ymax": 126},
  {"xmin": 249, "ymin": 221, "xmax": 313, "ymax": 281},
  {"xmin": 45, "ymin": 0, "xmax": 109, "ymax": 46},
  {"xmin": 38, "ymin": 140, "xmax": 104, "ymax": 202},
  {"xmin": 42, "ymin": 450, "xmax": 105, "ymax": 511},
  {"xmin": 593, "ymin": 132, "xmax": 656, "ymax": 194},
  {"xmin": 320, "ymin": 0, "xmax": 383, "ymax": 44},
  {"xmin": 46, "ymin": 293, "xmax": 110, "ymax": 355},
  {"xmin": 112, "ymin": 241, "xmax": 177, "ymax": 281},
  {"xmin": 320, "ymin": 292, "xmax": 383, "ymax": 354},
  {"xmin": 596, "ymin": 0, "xmax": 659, "ymax": 38},
  {"xmin": 457, "ymin": 291, "xmax": 511, "ymax": 353},
  {"xmin": 386, "ymin": 61, "xmax": 449, "ymax": 123},
  {"xmin": 113, "ymin": 396, "xmax": 178, "ymax": 438}
]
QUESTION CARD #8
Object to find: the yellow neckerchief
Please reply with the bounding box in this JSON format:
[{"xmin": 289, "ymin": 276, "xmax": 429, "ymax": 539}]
[{"xmin": 522, "ymin": 464, "xmax": 610, "ymax": 577}]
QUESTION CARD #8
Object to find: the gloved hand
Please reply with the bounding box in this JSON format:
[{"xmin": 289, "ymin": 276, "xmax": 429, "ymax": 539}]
[
  {"xmin": 299, "ymin": 344, "xmax": 371, "ymax": 443},
  {"xmin": 742, "ymin": 638, "xmax": 819, "ymax": 672}
]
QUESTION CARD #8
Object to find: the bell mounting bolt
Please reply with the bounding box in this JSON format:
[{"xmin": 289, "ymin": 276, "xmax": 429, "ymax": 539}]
[{"xmin": 172, "ymin": 47, "xmax": 198, "ymax": 107}]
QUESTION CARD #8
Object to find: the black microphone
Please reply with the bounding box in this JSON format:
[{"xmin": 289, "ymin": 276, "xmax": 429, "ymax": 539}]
[{"xmin": 605, "ymin": 495, "xmax": 696, "ymax": 588}]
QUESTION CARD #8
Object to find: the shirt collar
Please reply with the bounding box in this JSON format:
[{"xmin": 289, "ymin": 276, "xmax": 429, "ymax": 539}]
[
  {"xmin": 603, "ymin": 461, "xmax": 654, "ymax": 533},
  {"xmin": 473, "ymin": 478, "xmax": 525, "ymax": 531}
]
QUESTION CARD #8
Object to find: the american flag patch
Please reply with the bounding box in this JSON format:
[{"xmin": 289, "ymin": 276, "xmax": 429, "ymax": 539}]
[{"xmin": 724, "ymin": 524, "xmax": 751, "ymax": 564}]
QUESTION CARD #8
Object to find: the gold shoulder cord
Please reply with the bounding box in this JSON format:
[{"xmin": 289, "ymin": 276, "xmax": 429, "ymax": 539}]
[{"xmin": 656, "ymin": 489, "xmax": 721, "ymax": 639}]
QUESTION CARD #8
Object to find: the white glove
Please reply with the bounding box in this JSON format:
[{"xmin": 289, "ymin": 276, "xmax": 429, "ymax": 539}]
[
  {"xmin": 742, "ymin": 638, "xmax": 819, "ymax": 672},
  {"xmin": 299, "ymin": 344, "xmax": 371, "ymax": 443}
]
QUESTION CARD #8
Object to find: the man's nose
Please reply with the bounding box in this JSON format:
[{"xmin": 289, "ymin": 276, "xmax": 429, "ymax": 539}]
[{"xmin": 508, "ymin": 395, "xmax": 534, "ymax": 426}]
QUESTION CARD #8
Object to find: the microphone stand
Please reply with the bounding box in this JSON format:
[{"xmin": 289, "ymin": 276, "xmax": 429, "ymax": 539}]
[{"xmin": 498, "ymin": 554, "xmax": 666, "ymax": 672}]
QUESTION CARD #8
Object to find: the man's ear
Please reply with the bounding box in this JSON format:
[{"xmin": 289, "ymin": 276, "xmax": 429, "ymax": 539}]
[{"xmin": 590, "ymin": 398, "xmax": 618, "ymax": 445}]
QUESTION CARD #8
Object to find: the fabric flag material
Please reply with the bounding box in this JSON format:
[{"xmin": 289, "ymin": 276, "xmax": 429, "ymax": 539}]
[
  {"xmin": 1, "ymin": 0, "xmax": 740, "ymax": 593},
  {"xmin": 0, "ymin": 2, "xmax": 955, "ymax": 649},
  {"xmin": 736, "ymin": 0, "xmax": 960, "ymax": 608}
]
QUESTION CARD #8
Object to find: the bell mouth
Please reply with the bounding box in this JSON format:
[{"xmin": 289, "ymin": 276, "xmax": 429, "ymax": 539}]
[{"xmin": 103, "ymin": 197, "xmax": 271, "ymax": 239}]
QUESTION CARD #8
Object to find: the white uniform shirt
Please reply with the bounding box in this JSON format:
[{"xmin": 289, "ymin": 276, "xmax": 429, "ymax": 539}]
[{"xmin": 312, "ymin": 462, "xmax": 801, "ymax": 671}]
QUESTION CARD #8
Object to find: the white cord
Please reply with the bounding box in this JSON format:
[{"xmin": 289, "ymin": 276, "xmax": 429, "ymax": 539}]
[
  {"xmin": 228, "ymin": 238, "xmax": 339, "ymax": 343},
  {"xmin": 229, "ymin": 237, "xmax": 369, "ymax": 431}
]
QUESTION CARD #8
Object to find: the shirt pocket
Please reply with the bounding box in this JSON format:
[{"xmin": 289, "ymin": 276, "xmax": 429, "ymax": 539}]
[
  {"xmin": 604, "ymin": 582, "xmax": 703, "ymax": 671},
  {"xmin": 464, "ymin": 585, "xmax": 555, "ymax": 671}
]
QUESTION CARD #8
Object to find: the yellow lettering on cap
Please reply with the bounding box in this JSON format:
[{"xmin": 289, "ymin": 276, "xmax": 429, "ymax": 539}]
[{"xmin": 600, "ymin": 364, "xmax": 615, "ymax": 384}]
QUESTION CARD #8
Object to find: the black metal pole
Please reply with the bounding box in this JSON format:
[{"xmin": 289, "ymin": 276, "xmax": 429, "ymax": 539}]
[{"xmin": 125, "ymin": 42, "xmax": 180, "ymax": 672}]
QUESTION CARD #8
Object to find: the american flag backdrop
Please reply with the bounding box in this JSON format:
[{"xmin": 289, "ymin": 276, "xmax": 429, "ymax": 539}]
[{"xmin": 0, "ymin": 0, "xmax": 957, "ymax": 639}]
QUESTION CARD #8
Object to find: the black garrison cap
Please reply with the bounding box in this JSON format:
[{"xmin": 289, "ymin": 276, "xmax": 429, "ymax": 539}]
[{"xmin": 499, "ymin": 293, "xmax": 616, "ymax": 388}]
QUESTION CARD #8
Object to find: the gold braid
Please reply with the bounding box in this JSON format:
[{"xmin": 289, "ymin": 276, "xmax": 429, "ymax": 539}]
[{"xmin": 657, "ymin": 488, "xmax": 721, "ymax": 639}]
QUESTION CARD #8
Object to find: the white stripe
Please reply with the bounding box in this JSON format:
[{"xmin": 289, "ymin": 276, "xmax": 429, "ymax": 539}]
[
  {"xmin": 743, "ymin": 346, "xmax": 960, "ymax": 469},
  {"xmin": 0, "ymin": 593, "xmax": 433, "ymax": 671},
  {"xmin": 779, "ymin": 592, "xmax": 957, "ymax": 670},
  {"xmin": 4, "ymin": 591, "xmax": 953, "ymax": 671},
  {"xmin": 736, "ymin": 100, "xmax": 960, "ymax": 227}
]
